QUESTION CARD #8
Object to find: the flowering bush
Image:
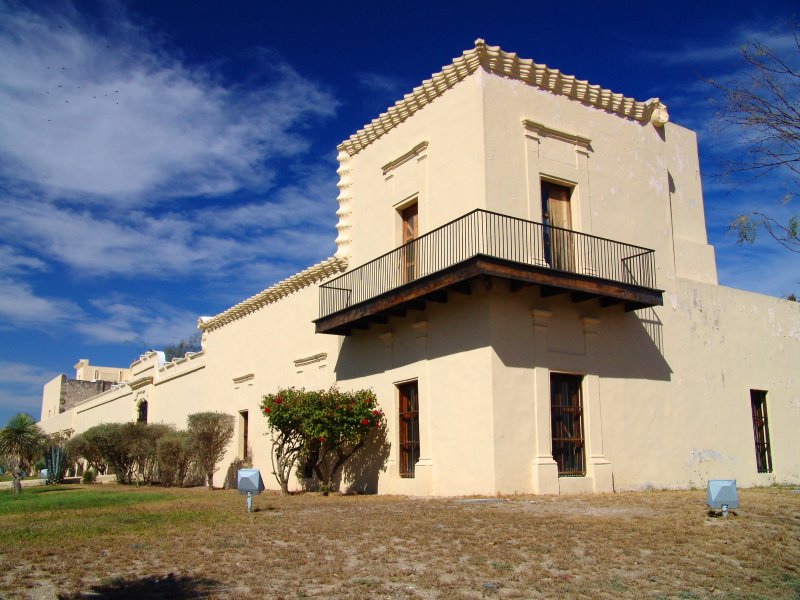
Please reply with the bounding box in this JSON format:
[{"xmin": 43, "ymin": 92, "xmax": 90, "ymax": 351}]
[{"xmin": 261, "ymin": 387, "xmax": 385, "ymax": 495}]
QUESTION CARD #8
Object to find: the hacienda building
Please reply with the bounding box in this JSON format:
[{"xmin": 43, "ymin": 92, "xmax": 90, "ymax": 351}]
[{"xmin": 39, "ymin": 40, "xmax": 800, "ymax": 496}]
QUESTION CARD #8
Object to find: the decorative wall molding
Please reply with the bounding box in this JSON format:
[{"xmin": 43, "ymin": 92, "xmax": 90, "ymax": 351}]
[
  {"xmin": 128, "ymin": 376, "xmax": 153, "ymax": 391},
  {"xmin": 199, "ymin": 256, "xmax": 347, "ymax": 332},
  {"xmin": 293, "ymin": 353, "xmax": 327, "ymax": 368},
  {"xmin": 522, "ymin": 120, "xmax": 591, "ymax": 150},
  {"xmin": 338, "ymin": 39, "xmax": 668, "ymax": 157},
  {"xmin": 232, "ymin": 373, "xmax": 255, "ymax": 384},
  {"xmin": 381, "ymin": 141, "xmax": 429, "ymax": 175}
]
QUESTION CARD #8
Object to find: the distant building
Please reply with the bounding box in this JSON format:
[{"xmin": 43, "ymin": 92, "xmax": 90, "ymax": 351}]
[
  {"xmin": 40, "ymin": 40, "xmax": 800, "ymax": 495},
  {"xmin": 41, "ymin": 359, "xmax": 129, "ymax": 422}
]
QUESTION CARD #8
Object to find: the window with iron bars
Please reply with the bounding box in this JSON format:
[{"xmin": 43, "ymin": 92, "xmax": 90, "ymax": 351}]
[
  {"xmin": 750, "ymin": 390, "xmax": 773, "ymax": 473},
  {"xmin": 398, "ymin": 381, "xmax": 420, "ymax": 478},
  {"xmin": 550, "ymin": 373, "xmax": 585, "ymax": 477}
]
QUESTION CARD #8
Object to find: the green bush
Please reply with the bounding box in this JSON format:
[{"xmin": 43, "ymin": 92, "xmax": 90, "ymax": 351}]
[
  {"xmin": 156, "ymin": 430, "xmax": 193, "ymax": 487},
  {"xmin": 187, "ymin": 412, "xmax": 235, "ymax": 490},
  {"xmin": 81, "ymin": 468, "xmax": 97, "ymax": 484},
  {"xmin": 68, "ymin": 422, "xmax": 174, "ymax": 485}
]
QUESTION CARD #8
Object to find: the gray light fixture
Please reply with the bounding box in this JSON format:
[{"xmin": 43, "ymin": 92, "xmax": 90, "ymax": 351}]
[{"xmin": 707, "ymin": 479, "xmax": 738, "ymax": 517}]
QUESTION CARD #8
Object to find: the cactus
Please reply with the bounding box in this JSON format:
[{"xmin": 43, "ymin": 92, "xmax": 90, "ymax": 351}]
[{"xmin": 44, "ymin": 445, "xmax": 68, "ymax": 484}]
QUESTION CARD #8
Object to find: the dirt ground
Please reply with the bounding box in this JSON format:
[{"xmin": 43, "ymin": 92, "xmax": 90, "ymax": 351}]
[{"xmin": 2, "ymin": 485, "xmax": 799, "ymax": 599}]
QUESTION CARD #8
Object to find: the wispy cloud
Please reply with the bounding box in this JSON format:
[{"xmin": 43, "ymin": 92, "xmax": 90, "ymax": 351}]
[
  {"xmin": 75, "ymin": 297, "xmax": 201, "ymax": 347},
  {"xmin": 0, "ymin": 277, "xmax": 82, "ymax": 327},
  {"xmin": 0, "ymin": 2, "xmax": 341, "ymax": 341},
  {"xmin": 0, "ymin": 2, "xmax": 337, "ymax": 203}
]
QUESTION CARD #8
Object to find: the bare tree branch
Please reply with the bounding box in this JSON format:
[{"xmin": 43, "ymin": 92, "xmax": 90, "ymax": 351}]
[{"xmin": 708, "ymin": 24, "xmax": 800, "ymax": 254}]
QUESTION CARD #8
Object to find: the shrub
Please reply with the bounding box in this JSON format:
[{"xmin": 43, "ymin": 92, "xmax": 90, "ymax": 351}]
[
  {"xmin": 82, "ymin": 469, "xmax": 97, "ymax": 484},
  {"xmin": 187, "ymin": 412, "xmax": 235, "ymax": 490},
  {"xmin": 156, "ymin": 430, "xmax": 193, "ymax": 487},
  {"xmin": 68, "ymin": 422, "xmax": 173, "ymax": 485}
]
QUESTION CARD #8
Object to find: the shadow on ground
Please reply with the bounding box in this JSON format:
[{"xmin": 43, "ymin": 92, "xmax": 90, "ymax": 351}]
[{"xmin": 58, "ymin": 573, "xmax": 222, "ymax": 599}]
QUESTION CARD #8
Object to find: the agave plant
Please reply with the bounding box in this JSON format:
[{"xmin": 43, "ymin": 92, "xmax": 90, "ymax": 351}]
[{"xmin": 44, "ymin": 445, "xmax": 68, "ymax": 484}]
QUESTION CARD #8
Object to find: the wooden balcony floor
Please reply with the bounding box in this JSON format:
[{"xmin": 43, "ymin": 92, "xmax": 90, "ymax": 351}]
[{"xmin": 314, "ymin": 255, "xmax": 663, "ymax": 335}]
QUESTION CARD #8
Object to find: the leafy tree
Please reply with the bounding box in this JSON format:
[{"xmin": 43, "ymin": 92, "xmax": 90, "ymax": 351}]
[
  {"xmin": 163, "ymin": 332, "xmax": 202, "ymax": 362},
  {"xmin": 708, "ymin": 26, "xmax": 800, "ymax": 253},
  {"xmin": 261, "ymin": 388, "xmax": 315, "ymax": 495},
  {"xmin": 0, "ymin": 413, "xmax": 47, "ymax": 494},
  {"xmin": 261, "ymin": 387, "xmax": 385, "ymax": 495},
  {"xmin": 187, "ymin": 412, "xmax": 234, "ymax": 490}
]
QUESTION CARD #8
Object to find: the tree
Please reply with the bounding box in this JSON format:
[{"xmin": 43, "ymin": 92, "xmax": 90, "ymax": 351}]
[
  {"xmin": 0, "ymin": 413, "xmax": 46, "ymax": 494},
  {"xmin": 708, "ymin": 26, "xmax": 800, "ymax": 253},
  {"xmin": 163, "ymin": 332, "xmax": 202, "ymax": 362},
  {"xmin": 260, "ymin": 388, "xmax": 310, "ymax": 495},
  {"xmin": 261, "ymin": 387, "xmax": 385, "ymax": 495},
  {"xmin": 187, "ymin": 412, "xmax": 234, "ymax": 490}
]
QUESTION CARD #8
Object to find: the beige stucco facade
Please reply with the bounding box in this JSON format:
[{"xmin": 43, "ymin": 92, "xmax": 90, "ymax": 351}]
[{"xmin": 39, "ymin": 41, "xmax": 800, "ymax": 495}]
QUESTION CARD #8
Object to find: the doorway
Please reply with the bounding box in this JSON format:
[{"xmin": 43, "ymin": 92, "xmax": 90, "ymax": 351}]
[
  {"xmin": 400, "ymin": 202, "xmax": 418, "ymax": 283},
  {"xmin": 541, "ymin": 181, "xmax": 574, "ymax": 271}
]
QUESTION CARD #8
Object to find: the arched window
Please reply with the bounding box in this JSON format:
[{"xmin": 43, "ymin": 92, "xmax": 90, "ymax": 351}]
[{"xmin": 137, "ymin": 400, "xmax": 148, "ymax": 424}]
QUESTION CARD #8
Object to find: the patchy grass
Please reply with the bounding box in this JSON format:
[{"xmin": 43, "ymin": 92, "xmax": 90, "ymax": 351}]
[
  {"xmin": 0, "ymin": 485, "xmax": 170, "ymax": 515},
  {"xmin": 1, "ymin": 486, "xmax": 799, "ymax": 599}
]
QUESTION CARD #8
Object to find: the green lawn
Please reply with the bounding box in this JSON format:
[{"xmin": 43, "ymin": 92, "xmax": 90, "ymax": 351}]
[{"xmin": 0, "ymin": 485, "xmax": 169, "ymax": 515}]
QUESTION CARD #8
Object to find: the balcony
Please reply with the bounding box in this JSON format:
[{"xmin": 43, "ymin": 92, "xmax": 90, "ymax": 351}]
[{"xmin": 315, "ymin": 209, "xmax": 663, "ymax": 335}]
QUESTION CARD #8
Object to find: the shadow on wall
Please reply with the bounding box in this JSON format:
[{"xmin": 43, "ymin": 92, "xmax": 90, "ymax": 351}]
[
  {"xmin": 58, "ymin": 574, "xmax": 222, "ymax": 600},
  {"xmin": 223, "ymin": 452, "xmax": 253, "ymax": 490},
  {"xmin": 297, "ymin": 425, "xmax": 391, "ymax": 494},
  {"xmin": 342, "ymin": 423, "xmax": 391, "ymax": 494},
  {"xmin": 334, "ymin": 284, "xmax": 671, "ymax": 382}
]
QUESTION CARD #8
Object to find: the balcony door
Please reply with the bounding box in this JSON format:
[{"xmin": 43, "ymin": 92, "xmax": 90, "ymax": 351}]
[
  {"xmin": 541, "ymin": 182, "xmax": 573, "ymax": 271},
  {"xmin": 401, "ymin": 202, "xmax": 418, "ymax": 283}
]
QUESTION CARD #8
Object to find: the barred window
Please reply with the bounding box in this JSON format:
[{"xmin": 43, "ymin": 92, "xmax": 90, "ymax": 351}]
[
  {"xmin": 398, "ymin": 381, "xmax": 420, "ymax": 478},
  {"xmin": 750, "ymin": 390, "xmax": 773, "ymax": 473},
  {"xmin": 550, "ymin": 373, "xmax": 585, "ymax": 477}
]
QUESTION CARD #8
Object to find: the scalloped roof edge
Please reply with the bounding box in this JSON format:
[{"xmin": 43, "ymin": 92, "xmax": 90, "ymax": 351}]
[
  {"xmin": 198, "ymin": 256, "xmax": 347, "ymax": 332},
  {"xmin": 338, "ymin": 38, "xmax": 668, "ymax": 157}
]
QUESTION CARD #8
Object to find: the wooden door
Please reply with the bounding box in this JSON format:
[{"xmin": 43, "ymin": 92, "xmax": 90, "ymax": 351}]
[
  {"xmin": 541, "ymin": 182, "xmax": 573, "ymax": 271},
  {"xmin": 401, "ymin": 203, "xmax": 418, "ymax": 282}
]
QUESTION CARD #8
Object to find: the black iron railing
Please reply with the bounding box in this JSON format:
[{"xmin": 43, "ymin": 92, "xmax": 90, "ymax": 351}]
[{"xmin": 319, "ymin": 209, "xmax": 656, "ymax": 318}]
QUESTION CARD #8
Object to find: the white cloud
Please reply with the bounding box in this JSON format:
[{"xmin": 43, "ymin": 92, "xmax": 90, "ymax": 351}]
[
  {"xmin": 0, "ymin": 2, "xmax": 337, "ymax": 203},
  {"xmin": 75, "ymin": 297, "xmax": 200, "ymax": 347},
  {"xmin": 0, "ymin": 360, "xmax": 59, "ymax": 387},
  {"xmin": 0, "ymin": 276, "xmax": 81, "ymax": 326}
]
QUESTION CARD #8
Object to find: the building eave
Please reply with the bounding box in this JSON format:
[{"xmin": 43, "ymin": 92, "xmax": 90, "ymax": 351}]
[
  {"xmin": 337, "ymin": 38, "xmax": 668, "ymax": 157},
  {"xmin": 198, "ymin": 256, "xmax": 348, "ymax": 333}
]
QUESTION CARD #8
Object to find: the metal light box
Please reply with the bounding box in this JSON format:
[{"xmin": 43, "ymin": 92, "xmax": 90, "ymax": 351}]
[
  {"xmin": 237, "ymin": 468, "xmax": 265, "ymax": 495},
  {"xmin": 707, "ymin": 479, "xmax": 738, "ymax": 509}
]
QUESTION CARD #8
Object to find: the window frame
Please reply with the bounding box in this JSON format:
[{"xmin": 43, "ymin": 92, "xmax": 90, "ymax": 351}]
[
  {"xmin": 398, "ymin": 380, "xmax": 420, "ymax": 478},
  {"xmin": 550, "ymin": 373, "xmax": 586, "ymax": 477},
  {"xmin": 750, "ymin": 390, "xmax": 773, "ymax": 474}
]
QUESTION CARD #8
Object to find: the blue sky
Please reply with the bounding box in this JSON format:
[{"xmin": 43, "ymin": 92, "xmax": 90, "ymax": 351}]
[{"xmin": 0, "ymin": 0, "xmax": 797, "ymax": 425}]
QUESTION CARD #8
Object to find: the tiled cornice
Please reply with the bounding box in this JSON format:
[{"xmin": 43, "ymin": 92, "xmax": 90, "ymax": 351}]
[
  {"xmin": 338, "ymin": 39, "xmax": 668, "ymax": 157},
  {"xmin": 198, "ymin": 256, "xmax": 348, "ymax": 332}
]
